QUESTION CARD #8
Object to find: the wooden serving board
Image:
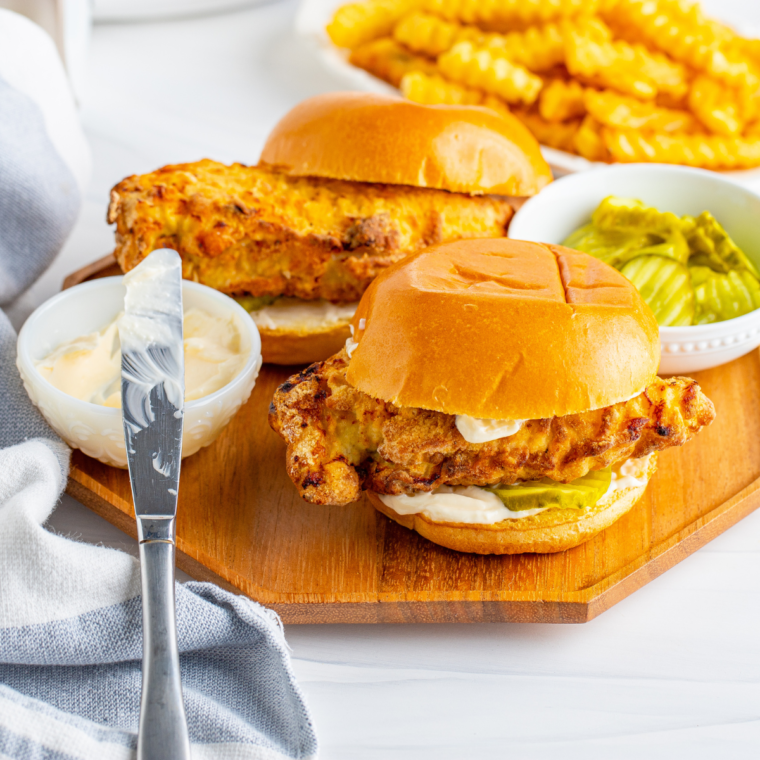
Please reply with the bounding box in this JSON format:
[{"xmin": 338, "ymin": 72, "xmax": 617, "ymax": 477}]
[{"xmin": 63, "ymin": 256, "xmax": 760, "ymax": 623}]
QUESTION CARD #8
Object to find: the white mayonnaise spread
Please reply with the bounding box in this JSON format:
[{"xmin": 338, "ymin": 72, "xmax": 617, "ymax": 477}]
[
  {"xmin": 36, "ymin": 307, "xmax": 247, "ymax": 407},
  {"xmin": 606, "ymin": 453, "xmax": 653, "ymax": 494},
  {"xmin": 250, "ymin": 298, "xmax": 358, "ymax": 331},
  {"xmin": 378, "ymin": 486, "xmax": 549, "ymax": 524},
  {"xmin": 455, "ymin": 415, "xmax": 525, "ymax": 444},
  {"xmin": 345, "ymin": 324, "xmax": 359, "ymax": 357},
  {"xmin": 379, "ymin": 454, "xmax": 654, "ymax": 525}
]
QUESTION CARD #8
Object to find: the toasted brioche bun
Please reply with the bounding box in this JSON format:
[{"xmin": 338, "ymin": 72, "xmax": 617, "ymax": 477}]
[
  {"xmin": 259, "ymin": 321, "xmax": 351, "ymax": 365},
  {"xmin": 368, "ymin": 455, "xmax": 657, "ymax": 555},
  {"xmin": 346, "ymin": 238, "xmax": 660, "ymax": 420},
  {"xmin": 259, "ymin": 92, "xmax": 552, "ymax": 197}
]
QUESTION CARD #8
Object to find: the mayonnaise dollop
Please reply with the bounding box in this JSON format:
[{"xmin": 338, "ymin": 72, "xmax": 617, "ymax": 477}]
[
  {"xmin": 455, "ymin": 415, "xmax": 525, "ymax": 444},
  {"xmin": 251, "ymin": 298, "xmax": 358, "ymax": 331},
  {"xmin": 378, "ymin": 486, "xmax": 549, "ymax": 524},
  {"xmin": 36, "ymin": 307, "xmax": 247, "ymax": 407},
  {"xmin": 606, "ymin": 453, "xmax": 653, "ymax": 494},
  {"xmin": 378, "ymin": 455, "xmax": 654, "ymax": 525}
]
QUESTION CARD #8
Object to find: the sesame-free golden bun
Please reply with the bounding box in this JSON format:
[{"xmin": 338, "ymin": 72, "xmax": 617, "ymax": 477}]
[
  {"xmin": 259, "ymin": 321, "xmax": 351, "ymax": 365},
  {"xmin": 346, "ymin": 238, "xmax": 660, "ymax": 420},
  {"xmin": 259, "ymin": 92, "xmax": 552, "ymax": 197},
  {"xmin": 368, "ymin": 455, "xmax": 657, "ymax": 555}
]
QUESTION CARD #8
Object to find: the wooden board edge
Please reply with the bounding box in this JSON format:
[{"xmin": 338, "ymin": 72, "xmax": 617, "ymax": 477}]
[
  {"xmin": 62, "ymin": 253, "xmax": 116, "ymax": 290},
  {"xmin": 584, "ymin": 479, "xmax": 760, "ymax": 620},
  {"xmin": 273, "ymin": 599, "xmax": 591, "ymax": 625}
]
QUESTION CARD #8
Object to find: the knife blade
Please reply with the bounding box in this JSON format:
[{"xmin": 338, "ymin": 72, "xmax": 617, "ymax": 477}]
[{"xmin": 120, "ymin": 248, "xmax": 191, "ymax": 760}]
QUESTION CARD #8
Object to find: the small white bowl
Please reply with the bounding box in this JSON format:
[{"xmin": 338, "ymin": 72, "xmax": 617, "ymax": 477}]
[
  {"xmin": 17, "ymin": 276, "xmax": 262, "ymax": 467},
  {"xmin": 509, "ymin": 164, "xmax": 760, "ymax": 374}
]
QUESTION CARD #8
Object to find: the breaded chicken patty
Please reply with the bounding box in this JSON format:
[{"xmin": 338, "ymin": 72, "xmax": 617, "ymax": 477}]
[
  {"xmin": 108, "ymin": 159, "xmax": 514, "ymax": 303},
  {"xmin": 269, "ymin": 351, "xmax": 716, "ymax": 506}
]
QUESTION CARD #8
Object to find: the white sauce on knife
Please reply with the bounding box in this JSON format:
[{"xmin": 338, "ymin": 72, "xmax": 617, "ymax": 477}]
[
  {"xmin": 455, "ymin": 415, "xmax": 525, "ymax": 444},
  {"xmin": 251, "ymin": 298, "xmax": 357, "ymax": 331},
  {"xmin": 119, "ymin": 250, "xmax": 185, "ymax": 431}
]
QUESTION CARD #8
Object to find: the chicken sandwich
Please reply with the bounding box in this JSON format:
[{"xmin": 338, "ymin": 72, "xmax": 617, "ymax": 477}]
[
  {"xmin": 108, "ymin": 92, "xmax": 551, "ymax": 364},
  {"xmin": 269, "ymin": 238, "xmax": 715, "ymax": 554}
]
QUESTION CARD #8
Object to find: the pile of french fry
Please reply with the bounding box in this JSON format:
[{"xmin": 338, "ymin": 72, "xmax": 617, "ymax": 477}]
[{"xmin": 326, "ymin": 0, "xmax": 760, "ymax": 170}]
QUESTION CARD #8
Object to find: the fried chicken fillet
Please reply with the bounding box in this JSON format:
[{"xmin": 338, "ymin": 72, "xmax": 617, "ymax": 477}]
[
  {"xmin": 107, "ymin": 159, "xmax": 514, "ymax": 303},
  {"xmin": 269, "ymin": 351, "xmax": 716, "ymax": 506}
]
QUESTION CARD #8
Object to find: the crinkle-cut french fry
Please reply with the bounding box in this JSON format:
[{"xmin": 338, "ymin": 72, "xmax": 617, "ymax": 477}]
[
  {"xmin": 566, "ymin": 29, "xmax": 657, "ymax": 99},
  {"xmin": 511, "ymin": 107, "xmax": 581, "ymax": 152},
  {"xmin": 490, "ymin": 22, "xmax": 567, "ymax": 72},
  {"xmin": 438, "ymin": 41, "xmax": 543, "ymax": 105},
  {"xmin": 688, "ymin": 74, "xmax": 745, "ymax": 136},
  {"xmin": 634, "ymin": 45, "xmax": 689, "ymax": 99},
  {"xmin": 349, "ymin": 37, "xmax": 438, "ymax": 87},
  {"xmin": 585, "ymin": 89, "xmax": 700, "ymax": 133},
  {"xmin": 400, "ymin": 70, "xmax": 484, "ymax": 105},
  {"xmin": 602, "ymin": 128, "xmax": 760, "ymax": 169},
  {"xmin": 393, "ymin": 12, "xmax": 485, "ymax": 57},
  {"xmin": 604, "ymin": 0, "xmax": 758, "ymax": 88},
  {"xmin": 539, "ymin": 79, "xmax": 587, "ymax": 122},
  {"xmin": 480, "ymin": 94, "xmax": 512, "ymax": 117},
  {"xmin": 327, "ymin": 0, "xmax": 423, "ymax": 49},
  {"xmin": 393, "ymin": 12, "xmax": 567, "ymax": 72},
  {"xmin": 422, "ymin": 0, "xmax": 600, "ymax": 31},
  {"xmin": 574, "ymin": 115, "xmax": 611, "ymax": 161}
]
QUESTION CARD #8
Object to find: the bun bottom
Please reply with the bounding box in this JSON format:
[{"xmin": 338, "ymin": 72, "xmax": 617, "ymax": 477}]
[
  {"xmin": 259, "ymin": 322, "xmax": 350, "ymax": 365},
  {"xmin": 367, "ymin": 455, "xmax": 657, "ymax": 555}
]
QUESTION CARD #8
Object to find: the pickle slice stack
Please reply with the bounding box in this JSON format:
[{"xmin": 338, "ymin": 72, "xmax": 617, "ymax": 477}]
[
  {"xmin": 486, "ymin": 468, "xmax": 612, "ymax": 512},
  {"xmin": 563, "ymin": 197, "xmax": 760, "ymax": 327},
  {"xmin": 620, "ymin": 256, "xmax": 695, "ymax": 326}
]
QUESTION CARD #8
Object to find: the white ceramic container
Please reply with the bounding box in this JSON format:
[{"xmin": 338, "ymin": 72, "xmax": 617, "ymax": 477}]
[
  {"xmin": 17, "ymin": 276, "xmax": 262, "ymax": 467},
  {"xmin": 509, "ymin": 164, "xmax": 760, "ymax": 374}
]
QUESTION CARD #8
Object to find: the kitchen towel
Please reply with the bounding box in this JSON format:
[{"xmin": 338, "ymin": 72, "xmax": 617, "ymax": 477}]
[{"xmin": 0, "ymin": 9, "xmax": 317, "ymax": 759}]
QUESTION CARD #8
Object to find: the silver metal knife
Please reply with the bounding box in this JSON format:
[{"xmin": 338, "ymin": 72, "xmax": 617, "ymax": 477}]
[{"xmin": 119, "ymin": 248, "xmax": 191, "ymax": 760}]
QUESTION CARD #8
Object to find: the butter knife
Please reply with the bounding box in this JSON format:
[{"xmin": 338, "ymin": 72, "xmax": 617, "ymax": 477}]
[{"xmin": 120, "ymin": 248, "xmax": 191, "ymax": 760}]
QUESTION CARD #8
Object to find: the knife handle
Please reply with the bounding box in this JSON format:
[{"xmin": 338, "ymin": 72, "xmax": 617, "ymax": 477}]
[{"xmin": 137, "ymin": 524, "xmax": 191, "ymax": 760}]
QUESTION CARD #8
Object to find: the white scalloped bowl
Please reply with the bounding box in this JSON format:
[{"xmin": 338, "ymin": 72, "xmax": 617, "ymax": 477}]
[
  {"xmin": 509, "ymin": 164, "xmax": 760, "ymax": 374},
  {"xmin": 17, "ymin": 276, "xmax": 262, "ymax": 467}
]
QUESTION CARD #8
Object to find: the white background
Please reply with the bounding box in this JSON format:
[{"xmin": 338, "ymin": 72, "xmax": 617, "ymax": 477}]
[{"xmin": 19, "ymin": 0, "xmax": 760, "ymax": 757}]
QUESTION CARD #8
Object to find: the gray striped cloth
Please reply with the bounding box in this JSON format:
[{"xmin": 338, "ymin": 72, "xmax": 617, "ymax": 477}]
[{"xmin": 0, "ymin": 10, "xmax": 317, "ymax": 759}]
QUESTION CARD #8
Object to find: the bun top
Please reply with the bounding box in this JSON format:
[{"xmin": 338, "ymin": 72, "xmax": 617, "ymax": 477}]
[
  {"xmin": 259, "ymin": 92, "xmax": 552, "ymax": 197},
  {"xmin": 345, "ymin": 239, "xmax": 660, "ymax": 420}
]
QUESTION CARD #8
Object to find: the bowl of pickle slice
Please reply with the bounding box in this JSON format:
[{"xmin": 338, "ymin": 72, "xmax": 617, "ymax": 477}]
[{"xmin": 509, "ymin": 164, "xmax": 760, "ymax": 373}]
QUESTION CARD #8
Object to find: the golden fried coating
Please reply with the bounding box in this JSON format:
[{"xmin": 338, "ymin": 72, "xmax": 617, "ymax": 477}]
[
  {"xmin": 108, "ymin": 160, "xmax": 513, "ymax": 303},
  {"xmin": 269, "ymin": 350, "xmax": 715, "ymax": 506}
]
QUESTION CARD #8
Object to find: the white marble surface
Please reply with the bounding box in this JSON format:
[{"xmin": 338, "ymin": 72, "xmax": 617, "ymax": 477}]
[{"xmin": 23, "ymin": 0, "xmax": 760, "ymax": 756}]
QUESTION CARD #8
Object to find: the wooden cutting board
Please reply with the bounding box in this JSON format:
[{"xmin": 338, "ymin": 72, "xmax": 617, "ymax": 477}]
[{"xmin": 63, "ymin": 256, "xmax": 760, "ymax": 624}]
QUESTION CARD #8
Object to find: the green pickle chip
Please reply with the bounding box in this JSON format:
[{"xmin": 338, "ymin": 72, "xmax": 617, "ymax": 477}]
[
  {"xmin": 233, "ymin": 294, "xmax": 278, "ymax": 312},
  {"xmin": 486, "ymin": 468, "xmax": 611, "ymax": 512},
  {"xmin": 563, "ymin": 197, "xmax": 689, "ymax": 268},
  {"xmin": 690, "ymin": 265, "xmax": 760, "ymax": 324},
  {"xmin": 683, "ymin": 211, "xmax": 760, "ymax": 279},
  {"xmin": 621, "ymin": 256, "xmax": 695, "ymax": 326}
]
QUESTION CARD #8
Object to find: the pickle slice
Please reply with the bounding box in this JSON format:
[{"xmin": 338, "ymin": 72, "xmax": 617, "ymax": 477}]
[
  {"xmin": 690, "ymin": 265, "xmax": 760, "ymax": 324},
  {"xmin": 683, "ymin": 211, "xmax": 760, "ymax": 279},
  {"xmin": 620, "ymin": 255, "xmax": 695, "ymax": 326},
  {"xmin": 234, "ymin": 294, "xmax": 278, "ymax": 312},
  {"xmin": 563, "ymin": 197, "xmax": 689, "ymax": 268},
  {"xmin": 593, "ymin": 196, "xmax": 683, "ymax": 238},
  {"xmin": 486, "ymin": 468, "xmax": 611, "ymax": 511}
]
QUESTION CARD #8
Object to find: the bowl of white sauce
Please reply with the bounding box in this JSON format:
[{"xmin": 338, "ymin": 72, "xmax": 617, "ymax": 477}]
[{"xmin": 17, "ymin": 276, "xmax": 262, "ymax": 467}]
